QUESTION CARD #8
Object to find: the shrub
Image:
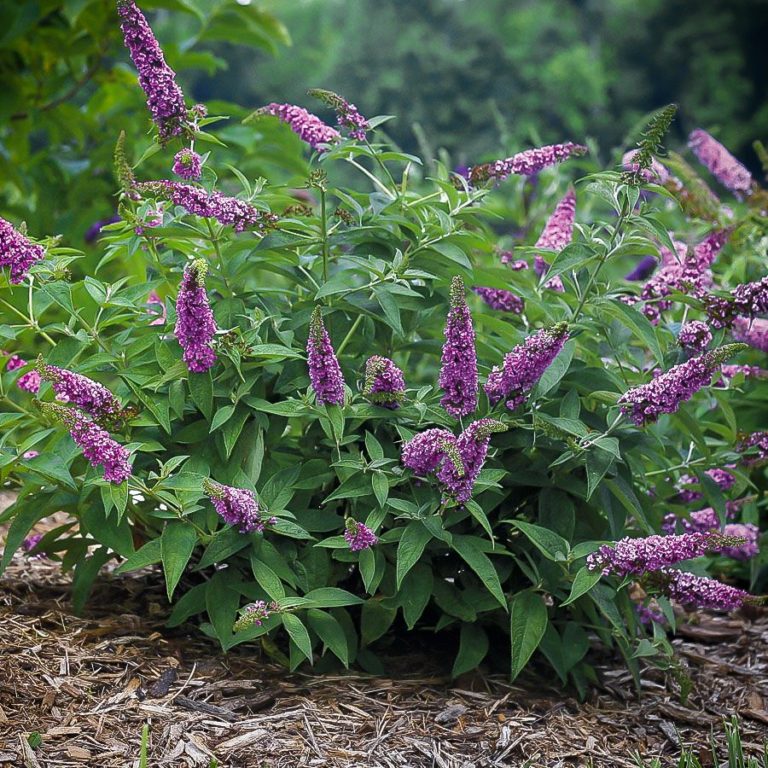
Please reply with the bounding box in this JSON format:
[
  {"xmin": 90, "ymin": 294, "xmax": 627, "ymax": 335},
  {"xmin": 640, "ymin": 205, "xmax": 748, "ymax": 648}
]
[{"xmin": 1, "ymin": 2, "xmax": 767, "ymax": 689}]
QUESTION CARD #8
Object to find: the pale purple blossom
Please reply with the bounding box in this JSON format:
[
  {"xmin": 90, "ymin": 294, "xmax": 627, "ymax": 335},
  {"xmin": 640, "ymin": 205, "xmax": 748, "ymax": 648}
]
[
  {"xmin": 117, "ymin": 0, "xmax": 189, "ymax": 142},
  {"xmin": 308, "ymin": 88, "xmax": 370, "ymax": 141},
  {"xmin": 676, "ymin": 468, "xmax": 735, "ymax": 504},
  {"xmin": 732, "ymin": 317, "xmax": 768, "ymax": 352},
  {"xmin": 485, "ymin": 323, "xmax": 569, "ymax": 410},
  {"xmin": 500, "ymin": 252, "xmax": 529, "ymax": 270},
  {"xmin": 473, "ymin": 286, "xmax": 524, "ymax": 314},
  {"xmin": 0, "ymin": 217, "xmax": 45, "ymax": 283},
  {"xmin": 203, "ymin": 479, "xmax": 275, "ymax": 534},
  {"xmin": 362, "ymin": 355, "xmax": 405, "ymax": 409},
  {"xmin": 4, "ymin": 354, "xmax": 41, "ymax": 393},
  {"xmin": 688, "ymin": 129, "xmax": 753, "ymax": 197},
  {"xmin": 531, "ymin": 190, "xmax": 577, "ymax": 293},
  {"xmin": 307, "ymin": 307, "xmax": 345, "ymax": 406},
  {"xmin": 439, "ymin": 276, "xmax": 478, "ymax": 418},
  {"xmin": 261, "ymin": 103, "xmax": 340, "ymax": 150},
  {"xmin": 657, "ymin": 567, "xmax": 751, "ymax": 610},
  {"xmin": 172, "ymin": 148, "xmax": 203, "ymax": 180},
  {"xmin": 233, "ymin": 600, "xmax": 280, "ymax": 632},
  {"xmin": 38, "ymin": 362, "xmax": 122, "ymax": 424},
  {"xmin": 401, "ymin": 428, "xmax": 460, "ymax": 477},
  {"xmin": 678, "ymin": 321, "xmax": 712, "ymax": 353},
  {"xmin": 719, "ymin": 364, "xmax": 768, "ymax": 382},
  {"xmin": 22, "ymin": 450, "xmax": 39, "ymax": 460},
  {"xmin": 737, "ymin": 431, "xmax": 768, "ymax": 464},
  {"xmin": 175, "ymin": 260, "xmax": 217, "ymax": 373},
  {"xmin": 468, "ymin": 142, "xmax": 587, "ymax": 185},
  {"xmin": 344, "ymin": 519, "xmax": 377, "ymax": 551}
]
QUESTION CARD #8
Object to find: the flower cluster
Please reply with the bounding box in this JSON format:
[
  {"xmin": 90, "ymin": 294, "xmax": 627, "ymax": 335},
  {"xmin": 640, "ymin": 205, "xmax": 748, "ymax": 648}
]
[
  {"xmin": 136, "ymin": 181, "xmax": 277, "ymax": 233},
  {"xmin": 500, "ymin": 253, "xmax": 529, "ymax": 270},
  {"xmin": 233, "ymin": 600, "xmax": 280, "ymax": 632},
  {"xmin": 308, "ymin": 88, "xmax": 370, "ymax": 141},
  {"xmin": 662, "ymin": 503, "xmax": 737, "ymax": 535},
  {"xmin": 587, "ymin": 532, "xmax": 731, "ymax": 577},
  {"xmin": 439, "ymin": 276, "xmax": 478, "ymax": 418},
  {"xmin": 203, "ymin": 479, "xmax": 276, "ymax": 534},
  {"xmin": 4, "ymin": 354, "xmax": 41, "ymax": 393},
  {"xmin": 344, "ymin": 519, "xmax": 378, "ymax": 551},
  {"xmin": 718, "ymin": 523, "xmax": 760, "ymax": 560},
  {"xmin": 473, "ymin": 286, "xmax": 524, "ymax": 314},
  {"xmin": 362, "ymin": 356, "xmax": 405, "ymax": 409},
  {"xmin": 678, "ymin": 320, "xmax": 712, "ymax": 353},
  {"xmin": 37, "ymin": 361, "xmax": 123, "ymax": 424},
  {"xmin": 532, "ymin": 189, "xmax": 576, "ymax": 291},
  {"xmin": 618, "ymin": 345, "xmax": 745, "ymax": 426},
  {"xmin": 175, "ymin": 260, "xmax": 217, "ymax": 373},
  {"xmin": 401, "ymin": 428, "xmax": 461, "ymax": 478},
  {"xmin": 436, "ymin": 419, "xmax": 507, "ymax": 504},
  {"xmin": 42, "ymin": 402, "xmax": 131, "ymax": 484},
  {"xmin": 260, "ymin": 103, "xmax": 340, "ymax": 149},
  {"xmin": 172, "ymin": 148, "xmax": 203, "ymax": 180},
  {"xmin": 737, "ymin": 431, "xmax": 768, "ymax": 464},
  {"xmin": 468, "ymin": 142, "xmax": 586, "ymax": 184},
  {"xmin": 621, "ymin": 150, "xmax": 669, "ymax": 184},
  {"xmin": 655, "ymin": 568, "xmax": 751, "ymax": 610},
  {"xmin": 117, "ymin": 0, "xmax": 189, "ymax": 142},
  {"xmin": 719, "ymin": 364, "xmax": 768, "ymax": 382},
  {"xmin": 307, "ymin": 307, "xmax": 345, "ymax": 406},
  {"xmin": 676, "ymin": 467, "xmax": 735, "ymax": 503},
  {"xmin": 688, "ymin": 129, "xmax": 753, "ymax": 197},
  {"xmin": 732, "ymin": 317, "xmax": 768, "ymax": 353},
  {"xmin": 0, "ymin": 217, "xmax": 45, "ymax": 284},
  {"xmin": 485, "ymin": 323, "xmax": 569, "ymax": 410}
]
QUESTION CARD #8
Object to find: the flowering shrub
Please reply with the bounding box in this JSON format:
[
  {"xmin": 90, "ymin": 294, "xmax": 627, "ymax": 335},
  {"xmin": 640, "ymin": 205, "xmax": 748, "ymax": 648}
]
[{"xmin": 1, "ymin": 2, "xmax": 768, "ymax": 689}]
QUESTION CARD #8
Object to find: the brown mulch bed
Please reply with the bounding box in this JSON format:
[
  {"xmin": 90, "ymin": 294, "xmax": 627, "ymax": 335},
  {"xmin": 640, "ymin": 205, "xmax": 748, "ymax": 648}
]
[{"xmin": 1, "ymin": 519, "xmax": 768, "ymax": 765}]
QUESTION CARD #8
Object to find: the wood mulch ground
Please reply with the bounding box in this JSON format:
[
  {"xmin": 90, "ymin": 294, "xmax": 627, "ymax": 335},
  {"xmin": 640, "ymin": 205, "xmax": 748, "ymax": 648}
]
[{"xmin": 1, "ymin": 506, "xmax": 768, "ymax": 766}]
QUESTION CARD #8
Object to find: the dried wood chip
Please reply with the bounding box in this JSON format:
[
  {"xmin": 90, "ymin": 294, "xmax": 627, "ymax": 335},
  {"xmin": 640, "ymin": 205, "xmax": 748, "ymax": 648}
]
[
  {"xmin": 148, "ymin": 667, "xmax": 178, "ymax": 698},
  {"xmin": 434, "ymin": 704, "xmax": 468, "ymax": 725},
  {"xmin": 175, "ymin": 696, "xmax": 238, "ymax": 722}
]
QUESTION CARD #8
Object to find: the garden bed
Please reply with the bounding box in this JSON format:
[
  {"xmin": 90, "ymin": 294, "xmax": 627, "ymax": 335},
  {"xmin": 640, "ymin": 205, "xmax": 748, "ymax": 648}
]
[{"xmin": 1, "ymin": 545, "xmax": 767, "ymax": 768}]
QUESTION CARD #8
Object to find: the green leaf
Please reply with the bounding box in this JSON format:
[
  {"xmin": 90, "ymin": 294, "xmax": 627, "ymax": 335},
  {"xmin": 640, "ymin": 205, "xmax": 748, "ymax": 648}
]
[
  {"xmin": 396, "ymin": 520, "xmax": 432, "ymax": 589},
  {"xmin": 544, "ymin": 242, "xmax": 597, "ymax": 283},
  {"xmin": 452, "ymin": 623, "xmax": 489, "ymax": 678},
  {"xmin": 361, "ymin": 600, "xmax": 397, "ymax": 645},
  {"xmin": 251, "ymin": 556, "xmax": 286, "ymax": 600},
  {"xmin": 303, "ymin": 587, "xmax": 364, "ymax": 608},
  {"xmin": 511, "ymin": 520, "xmax": 569, "ymax": 561},
  {"xmin": 281, "ymin": 613, "xmax": 313, "ymax": 664},
  {"xmin": 161, "ymin": 521, "xmax": 198, "ymax": 601},
  {"xmin": 115, "ymin": 539, "xmax": 162, "ymax": 574},
  {"xmin": 452, "ymin": 535, "xmax": 506, "ymax": 608},
  {"xmin": 188, "ymin": 369, "xmax": 214, "ymax": 420},
  {"xmin": 509, "ymin": 590, "xmax": 548, "ymax": 680},
  {"xmin": 205, "ymin": 572, "xmax": 240, "ymax": 650},
  {"xmin": 586, "ymin": 446, "xmax": 615, "ymax": 500},
  {"xmin": 532, "ymin": 340, "xmax": 575, "ymax": 398},
  {"xmin": 561, "ymin": 566, "xmax": 602, "ymax": 606},
  {"xmin": 600, "ymin": 301, "xmax": 665, "ymax": 367},
  {"xmin": 72, "ymin": 547, "xmax": 111, "ymax": 614},
  {"xmin": 399, "ymin": 563, "xmax": 433, "ymax": 629},
  {"xmin": 307, "ymin": 609, "xmax": 349, "ymax": 666},
  {"xmin": 371, "ymin": 472, "xmax": 389, "ymax": 508},
  {"xmin": 0, "ymin": 503, "xmax": 48, "ymax": 576},
  {"xmin": 323, "ymin": 474, "xmax": 371, "ymax": 503}
]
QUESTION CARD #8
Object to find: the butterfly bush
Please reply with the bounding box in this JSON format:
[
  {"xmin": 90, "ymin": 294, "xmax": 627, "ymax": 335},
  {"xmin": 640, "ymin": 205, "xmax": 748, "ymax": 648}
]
[
  {"xmin": 688, "ymin": 129, "xmax": 753, "ymax": 197},
  {"xmin": 3, "ymin": 3, "xmax": 768, "ymax": 682}
]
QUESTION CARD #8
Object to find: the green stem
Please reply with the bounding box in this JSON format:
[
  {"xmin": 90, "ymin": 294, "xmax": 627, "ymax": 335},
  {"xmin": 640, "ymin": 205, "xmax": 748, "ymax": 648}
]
[
  {"xmin": 0, "ymin": 297, "xmax": 56, "ymax": 346},
  {"xmin": 364, "ymin": 140, "xmax": 399, "ymax": 196},
  {"xmin": 345, "ymin": 157, "xmax": 395, "ymax": 199},
  {"xmin": 205, "ymin": 220, "xmax": 232, "ymax": 296},
  {"xmin": 320, "ymin": 188, "xmax": 329, "ymax": 283},
  {"xmin": 336, "ymin": 315, "xmax": 364, "ymax": 356}
]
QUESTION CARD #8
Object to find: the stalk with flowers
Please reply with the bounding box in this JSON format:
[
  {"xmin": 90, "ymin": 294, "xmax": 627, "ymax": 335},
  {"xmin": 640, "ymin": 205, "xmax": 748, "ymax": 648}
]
[{"xmin": 1, "ymin": 2, "xmax": 767, "ymax": 690}]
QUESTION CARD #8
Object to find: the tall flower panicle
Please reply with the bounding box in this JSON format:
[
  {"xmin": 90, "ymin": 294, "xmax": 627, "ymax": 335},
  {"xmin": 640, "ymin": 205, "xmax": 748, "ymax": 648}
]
[
  {"xmin": 586, "ymin": 531, "xmax": 736, "ymax": 577},
  {"xmin": 678, "ymin": 320, "xmax": 712, "ymax": 353},
  {"xmin": 737, "ymin": 431, "xmax": 768, "ymax": 464},
  {"xmin": 0, "ymin": 217, "xmax": 45, "ymax": 284},
  {"xmin": 707, "ymin": 277, "xmax": 768, "ymax": 329},
  {"xmin": 688, "ymin": 129, "xmax": 753, "ymax": 197},
  {"xmin": 136, "ymin": 181, "xmax": 277, "ymax": 233},
  {"xmin": 42, "ymin": 402, "xmax": 131, "ymax": 484},
  {"xmin": 117, "ymin": 0, "xmax": 189, "ymax": 142},
  {"xmin": 37, "ymin": 361, "xmax": 123, "ymax": 424},
  {"xmin": 436, "ymin": 419, "xmax": 507, "ymax": 504},
  {"xmin": 344, "ymin": 518, "xmax": 378, "ymax": 551},
  {"xmin": 532, "ymin": 189, "xmax": 576, "ymax": 292},
  {"xmin": 203, "ymin": 478, "xmax": 275, "ymax": 534},
  {"xmin": 362, "ymin": 356, "xmax": 405, "ymax": 409},
  {"xmin": 175, "ymin": 260, "xmax": 217, "ymax": 373},
  {"xmin": 625, "ymin": 255, "xmax": 658, "ymax": 282},
  {"xmin": 662, "ymin": 502, "xmax": 739, "ymax": 535},
  {"xmin": 260, "ymin": 103, "xmax": 340, "ymax": 149},
  {"xmin": 733, "ymin": 317, "xmax": 768, "ymax": 352},
  {"xmin": 618, "ymin": 344, "xmax": 746, "ymax": 425},
  {"xmin": 401, "ymin": 428, "xmax": 463, "ymax": 478},
  {"xmin": 307, "ymin": 307, "xmax": 345, "ymax": 406},
  {"xmin": 621, "ymin": 150, "xmax": 669, "ymax": 184},
  {"xmin": 308, "ymin": 88, "xmax": 370, "ymax": 140},
  {"xmin": 473, "ymin": 286, "xmax": 524, "ymax": 314},
  {"xmin": 655, "ymin": 567, "xmax": 751, "ymax": 610},
  {"xmin": 439, "ymin": 276, "xmax": 478, "ymax": 418},
  {"xmin": 233, "ymin": 600, "xmax": 280, "ymax": 632},
  {"xmin": 485, "ymin": 322, "xmax": 569, "ymax": 410},
  {"xmin": 468, "ymin": 142, "xmax": 586, "ymax": 185},
  {"xmin": 172, "ymin": 148, "xmax": 203, "ymax": 180}
]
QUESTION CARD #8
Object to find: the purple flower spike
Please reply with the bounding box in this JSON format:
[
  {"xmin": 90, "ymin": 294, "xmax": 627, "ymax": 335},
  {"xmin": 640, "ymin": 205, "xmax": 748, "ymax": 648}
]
[
  {"xmin": 485, "ymin": 322, "xmax": 569, "ymax": 411},
  {"xmin": 117, "ymin": 0, "xmax": 189, "ymax": 143},
  {"xmin": 42, "ymin": 403, "xmax": 131, "ymax": 484},
  {"xmin": 308, "ymin": 88, "xmax": 370, "ymax": 141},
  {"xmin": 233, "ymin": 600, "xmax": 280, "ymax": 632},
  {"xmin": 656, "ymin": 567, "xmax": 751, "ymax": 610},
  {"xmin": 618, "ymin": 345, "xmax": 745, "ymax": 426},
  {"xmin": 0, "ymin": 217, "xmax": 45, "ymax": 284},
  {"xmin": 436, "ymin": 418, "xmax": 507, "ymax": 503},
  {"xmin": 676, "ymin": 467, "xmax": 735, "ymax": 504},
  {"xmin": 733, "ymin": 317, "xmax": 768, "ymax": 352},
  {"xmin": 586, "ymin": 531, "xmax": 734, "ymax": 577},
  {"xmin": 678, "ymin": 320, "xmax": 712, "ymax": 353},
  {"xmin": 136, "ymin": 181, "xmax": 277, "ymax": 233},
  {"xmin": 4, "ymin": 353, "xmax": 41, "ymax": 393},
  {"xmin": 473, "ymin": 286, "xmax": 524, "ymax": 314},
  {"xmin": 261, "ymin": 103, "xmax": 340, "ymax": 150},
  {"xmin": 307, "ymin": 307, "xmax": 345, "ymax": 406},
  {"xmin": 688, "ymin": 129, "xmax": 753, "ymax": 197},
  {"xmin": 468, "ymin": 142, "xmax": 586, "ymax": 185},
  {"xmin": 172, "ymin": 148, "xmax": 203, "ymax": 180},
  {"xmin": 439, "ymin": 276, "xmax": 478, "ymax": 419},
  {"xmin": 532, "ymin": 189, "xmax": 576, "ymax": 291},
  {"xmin": 203, "ymin": 478, "xmax": 274, "ymax": 534},
  {"xmin": 401, "ymin": 428, "xmax": 461, "ymax": 478},
  {"xmin": 175, "ymin": 260, "xmax": 217, "ymax": 373},
  {"xmin": 363, "ymin": 356, "xmax": 405, "ymax": 409},
  {"xmin": 718, "ymin": 523, "xmax": 759, "ymax": 560},
  {"xmin": 38, "ymin": 361, "xmax": 123, "ymax": 424},
  {"xmin": 344, "ymin": 519, "xmax": 377, "ymax": 551}
]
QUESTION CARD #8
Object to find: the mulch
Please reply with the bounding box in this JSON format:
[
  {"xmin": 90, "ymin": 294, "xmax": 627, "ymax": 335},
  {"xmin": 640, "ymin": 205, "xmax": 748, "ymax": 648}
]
[{"xmin": 2, "ymin": 507, "xmax": 768, "ymax": 767}]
